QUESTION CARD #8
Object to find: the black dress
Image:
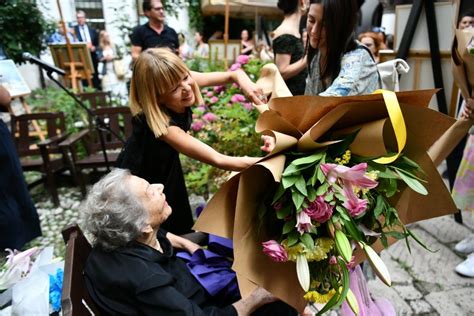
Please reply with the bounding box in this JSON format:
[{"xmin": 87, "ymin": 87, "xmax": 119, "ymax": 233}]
[
  {"xmin": 0, "ymin": 119, "xmax": 41, "ymax": 249},
  {"xmin": 272, "ymin": 34, "xmax": 307, "ymax": 96},
  {"xmin": 116, "ymin": 109, "xmax": 194, "ymax": 235}
]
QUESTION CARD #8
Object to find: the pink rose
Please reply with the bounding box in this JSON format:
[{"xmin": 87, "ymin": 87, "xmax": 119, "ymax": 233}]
[
  {"xmin": 296, "ymin": 211, "xmax": 313, "ymax": 235},
  {"xmin": 236, "ymin": 54, "xmax": 250, "ymax": 65},
  {"xmin": 210, "ymin": 96, "xmax": 219, "ymax": 104},
  {"xmin": 191, "ymin": 120, "xmax": 205, "ymax": 132},
  {"xmin": 304, "ymin": 195, "xmax": 334, "ymax": 223},
  {"xmin": 230, "ymin": 63, "xmax": 241, "ymax": 71},
  {"xmin": 202, "ymin": 112, "xmax": 217, "ymax": 122},
  {"xmin": 262, "ymin": 240, "xmax": 288, "ymax": 262},
  {"xmin": 206, "ymin": 91, "xmax": 214, "ymax": 97},
  {"xmin": 231, "ymin": 94, "xmax": 246, "ymax": 103}
]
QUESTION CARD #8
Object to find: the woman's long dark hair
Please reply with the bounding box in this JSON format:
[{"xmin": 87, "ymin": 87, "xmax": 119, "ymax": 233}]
[{"xmin": 308, "ymin": 0, "xmax": 358, "ymax": 84}]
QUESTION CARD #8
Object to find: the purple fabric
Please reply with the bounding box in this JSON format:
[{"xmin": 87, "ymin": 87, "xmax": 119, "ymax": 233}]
[
  {"xmin": 176, "ymin": 234, "xmax": 239, "ymax": 301},
  {"xmin": 341, "ymin": 265, "xmax": 396, "ymax": 316}
]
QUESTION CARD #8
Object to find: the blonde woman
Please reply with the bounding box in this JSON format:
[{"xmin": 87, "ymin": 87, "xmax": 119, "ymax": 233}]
[
  {"xmin": 117, "ymin": 48, "xmax": 267, "ymax": 235},
  {"xmin": 98, "ymin": 30, "xmax": 126, "ymax": 96}
]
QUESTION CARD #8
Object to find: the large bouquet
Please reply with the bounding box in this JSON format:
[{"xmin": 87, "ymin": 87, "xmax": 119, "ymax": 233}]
[{"xmin": 194, "ymin": 64, "xmax": 457, "ymax": 313}]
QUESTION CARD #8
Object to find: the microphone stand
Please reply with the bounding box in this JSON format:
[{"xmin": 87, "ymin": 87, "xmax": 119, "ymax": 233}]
[{"xmin": 45, "ymin": 70, "xmax": 125, "ymax": 171}]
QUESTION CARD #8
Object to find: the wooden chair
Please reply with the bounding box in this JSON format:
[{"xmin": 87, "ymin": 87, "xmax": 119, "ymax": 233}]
[
  {"xmin": 61, "ymin": 224, "xmax": 101, "ymax": 316},
  {"xmin": 10, "ymin": 112, "xmax": 71, "ymax": 206},
  {"xmin": 61, "ymin": 224, "xmax": 208, "ymax": 316},
  {"xmin": 60, "ymin": 106, "xmax": 133, "ymax": 196},
  {"xmin": 78, "ymin": 91, "xmax": 112, "ymax": 109}
]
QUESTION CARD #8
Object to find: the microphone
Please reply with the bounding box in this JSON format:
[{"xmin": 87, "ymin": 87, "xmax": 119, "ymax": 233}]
[{"xmin": 22, "ymin": 52, "xmax": 66, "ymax": 76}]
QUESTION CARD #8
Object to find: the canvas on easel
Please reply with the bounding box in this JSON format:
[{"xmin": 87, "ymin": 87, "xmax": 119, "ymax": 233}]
[{"xmin": 49, "ymin": 43, "xmax": 94, "ymax": 90}]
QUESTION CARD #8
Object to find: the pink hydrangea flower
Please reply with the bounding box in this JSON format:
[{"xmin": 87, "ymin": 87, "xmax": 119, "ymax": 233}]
[
  {"xmin": 342, "ymin": 185, "xmax": 368, "ymax": 217},
  {"xmin": 262, "ymin": 240, "xmax": 288, "ymax": 262},
  {"xmin": 206, "ymin": 91, "xmax": 214, "ymax": 97},
  {"xmin": 213, "ymin": 85, "xmax": 225, "ymax": 93},
  {"xmin": 236, "ymin": 54, "xmax": 250, "ymax": 65},
  {"xmin": 209, "ymin": 96, "xmax": 219, "ymax": 104},
  {"xmin": 231, "ymin": 94, "xmax": 246, "ymax": 103},
  {"xmin": 191, "ymin": 120, "xmax": 205, "ymax": 132},
  {"xmin": 196, "ymin": 106, "xmax": 206, "ymax": 113},
  {"xmin": 242, "ymin": 102, "xmax": 253, "ymax": 111},
  {"xmin": 296, "ymin": 211, "xmax": 313, "ymax": 235},
  {"xmin": 304, "ymin": 195, "xmax": 334, "ymax": 223},
  {"xmin": 230, "ymin": 63, "xmax": 241, "ymax": 71},
  {"xmin": 320, "ymin": 162, "xmax": 378, "ymax": 189},
  {"xmin": 202, "ymin": 112, "xmax": 217, "ymax": 122}
]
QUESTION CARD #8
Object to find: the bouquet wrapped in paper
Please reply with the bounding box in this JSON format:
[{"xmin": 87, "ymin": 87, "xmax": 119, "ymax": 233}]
[{"xmin": 194, "ymin": 64, "xmax": 458, "ymax": 313}]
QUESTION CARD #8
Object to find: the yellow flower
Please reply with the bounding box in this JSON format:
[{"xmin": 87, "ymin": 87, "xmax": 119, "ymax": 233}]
[
  {"xmin": 305, "ymin": 238, "xmax": 334, "ymax": 262},
  {"xmin": 283, "ymin": 242, "xmax": 304, "ymax": 262},
  {"xmin": 304, "ymin": 289, "xmax": 337, "ymax": 304}
]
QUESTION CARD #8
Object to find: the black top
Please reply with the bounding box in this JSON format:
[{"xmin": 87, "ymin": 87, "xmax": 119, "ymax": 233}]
[
  {"xmin": 272, "ymin": 34, "xmax": 307, "ymax": 96},
  {"xmin": 0, "ymin": 119, "xmax": 41, "ymax": 249},
  {"xmin": 84, "ymin": 229, "xmax": 238, "ymax": 315},
  {"xmin": 116, "ymin": 109, "xmax": 194, "ymax": 235},
  {"xmin": 130, "ymin": 23, "xmax": 179, "ymax": 52}
]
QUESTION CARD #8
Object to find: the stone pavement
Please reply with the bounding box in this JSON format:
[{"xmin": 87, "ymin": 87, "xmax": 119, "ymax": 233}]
[{"xmin": 367, "ymin": 210, "xmax": 474, "ymax": 315}]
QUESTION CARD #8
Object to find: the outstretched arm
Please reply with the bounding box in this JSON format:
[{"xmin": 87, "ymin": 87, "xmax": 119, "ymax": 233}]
[
  {"xmin": 166, "ymin": 232, "xmax": 201, "ymax": 254},
  {"xmin": 162, "ymin": 126, "xmax": 260, "ymax": 171},
  {"xmin": 191, "ymin": 69, "xmax": 266, "ymax": 104}
]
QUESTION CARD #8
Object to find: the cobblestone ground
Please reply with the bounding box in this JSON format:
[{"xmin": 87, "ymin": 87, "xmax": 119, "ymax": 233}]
[{"xmin": 25, "ymin": 168, "xmax": 474, "ymax": 315}]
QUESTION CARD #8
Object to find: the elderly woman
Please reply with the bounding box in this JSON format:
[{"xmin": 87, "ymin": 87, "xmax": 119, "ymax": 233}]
[{"xmin": 82, "ymin": 169, "xmax": 297, "ymax": 315}]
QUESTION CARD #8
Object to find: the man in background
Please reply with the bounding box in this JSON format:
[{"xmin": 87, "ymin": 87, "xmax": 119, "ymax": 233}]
[
  {"xmin": 130, "ymin": 0, "xmax": 179, "ymax": 61},
  {"xmin": 74, "ymin": 10, "xmax": 101, "ymax": 90}
]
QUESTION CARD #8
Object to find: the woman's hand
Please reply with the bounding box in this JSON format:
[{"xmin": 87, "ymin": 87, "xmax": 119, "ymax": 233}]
[
  {"xmin": 260, "ymin": 135, "xmax": 276, "ymax": 153},
  {"xmin": 233, "ymin": 69, "xmax": 267, "ymax": 105},
  {"xmin": 166, "ymin": 232, "xmax": 201, "ymax": 254},
  {"xmin": 461, "ymin": 98, "xmax": 474, "ymax": 120}
]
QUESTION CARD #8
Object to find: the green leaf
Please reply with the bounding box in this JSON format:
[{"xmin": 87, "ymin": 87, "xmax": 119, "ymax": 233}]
[
  {"xmin": 282, "ymin": 219, "xmax": 296, "ymax": 234},
  {"xmin": 316, "ymin": 182, "xmax": 330, "ymax": 196},
  {"xmin": 292, "ymin": 151, "xmax": 324, "ymax": 165},
  {"xmin": 334, "ymin": 258, "xmax": 350, "ymax": 308},
  {"xmin": 272, "ymin": 184, "xmax": 286, "ymax": 204},
  {"xmin": 282, "ymin": 162, "xmax": 314, "ymax": 176},
  {"xmin": 307, "ymin": 186, "xmax": 317, "ymax": 202},
  {"xmin": 394, "ymin": 169, "xmax": 428, "ymax": 195},
  {"xmin": 377, "ymin": 168, "xmax": 398, "ymax": 179},
  {"xmin": 317, "ymin": 165, "xmax": 326, "ymax": 184},
  {"xmin": 295, "ymin": 176, "xmax": 308, "ymax": 196},
  {"xmin": 384, "ymin": 231, "xmax": 406, "ymax": 240},
  {"xmin": 324, "ymin": 192, "xmax": 334, "ymax": 202},
  {"xmin": 374, "ymin": 195, "xmax": 386, "ymax": 218},
  {"xmin": 291, "ymin": 188, "xmax": 305, "ymax": 210},
  {"xmin": 342, "ymin": 218, "xmax": 364, "ymax": 242},
  {"xmin": 300, "ymin": 233, "xmax": 314, "ymax": 250},
  {"xmin": 336, "ymin": 206, "xmax": 351, "ymax": 221},
  {"xmin": 406, "ymin": 228, "xmax": 436, "ymax": 252},
  {"xmin": 287, "ymin": 231, "xmax": 300, "ymax": 247},
  {"xmin": 282, "ymin": 175, "xmax": 299, "ymax": 189},
  {"xmin": 276, "ymin": 204, "xmax": 292, "ymax": 219}
]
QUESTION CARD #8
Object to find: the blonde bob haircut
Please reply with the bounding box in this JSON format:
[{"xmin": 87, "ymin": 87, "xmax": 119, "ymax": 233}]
[{"xmin": 129, "ymin": 48, "xmax": 203, "ymax": 137}]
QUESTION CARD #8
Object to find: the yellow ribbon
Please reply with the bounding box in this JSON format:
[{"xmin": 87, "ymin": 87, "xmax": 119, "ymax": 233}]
[{"xmin": 372, "ymin": 89, "xmax": 406, "ymax": 164}]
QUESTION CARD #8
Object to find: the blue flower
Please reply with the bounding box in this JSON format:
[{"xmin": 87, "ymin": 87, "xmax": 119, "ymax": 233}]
[{"xmin": 49, "ymin": 268, "xmax": 63, "ymax": 312}]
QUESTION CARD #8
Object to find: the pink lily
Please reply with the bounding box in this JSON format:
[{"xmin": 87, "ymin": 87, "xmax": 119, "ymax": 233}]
[
  {"xmin": 342, "ymin": 185, "xmax": 368, "ymax": 217},
  {"xmin": 262, "ymin": 240, "xmax": 288, "ymax": 262},
  {"xmin": 320, "ymin": 162, "xmax": 378, "ymax": 189},
  {"xmin": 296, "ymin": 211, "xmax": 313, "ymax": 235}
]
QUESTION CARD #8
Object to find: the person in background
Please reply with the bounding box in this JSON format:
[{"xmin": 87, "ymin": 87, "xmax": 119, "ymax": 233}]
[
  {"xmin": 82, "ymin": 168, "xmax": 297, "ymax": 315},
  {"xmin": 193, "ymin": 31, "xmax": 209, "ymax": 58},
  {"xmin": 452, "ymin": 9, "xmax": 474, "ymax": 278},
  {"xmin": 116, "ymin": 48, "xmax": 268, "ymax": 235},
  {"xmin": 178, "ymin": 32, "xmax": 192, "ymax": 61},
  {"xmin": 241, "ymin": 29, "xmax": 255, "ymax": 55},
  {"xmin": 272, "ymin": 0, "xmax": 308, "ymax": 96},
  {"xmin": 130, "ymin": 0, "xmax": 179, "ymax": 61},
  {"xmin": 0, "ymin": 85, "xmax": 41, "ymax": 250},
  {"xmin": 305, "ymin": 0, "xmax": 380, "ymax": 97},
  {"xmin": 358, "ymin": 31, "xmax": 383, "ymax": 63},
  {"xmin": 97, "ymin": 30, "xmax": 126, "ymax": 97},
  {"xmin": 256, "ymin": 40, "xmax": 274, "ymax": 62},
  {"xmin": 47, "ymin": 21, "xmax": 76, "ymax": 44},
  {"xmin": 74, "ymin": 10, "xmax": 101, "ymax": 90},
  {"xmin": 371, "ymin": 26, "xmax": 388, "ymax": 50}
]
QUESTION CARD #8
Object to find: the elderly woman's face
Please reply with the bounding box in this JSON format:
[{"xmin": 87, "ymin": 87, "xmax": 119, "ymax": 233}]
[{"xmin": 128, "ymin": 175, "xmax": 172, "ymax": 228}]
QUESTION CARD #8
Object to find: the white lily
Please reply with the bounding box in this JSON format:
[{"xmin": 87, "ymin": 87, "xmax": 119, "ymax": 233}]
[
  {"xmin": 0, "ymin": 247, "xmax": 39, "ymax": 290},
  {"xmin": 360, "ymin": 243, "xmax": 391, "ymax": 286},
  {"xmin": 296, "ymin": 254, "xmax": 310, "ymax": 292},
  {"xmin": 346, "ymin": 289, "xmax": 360, "ymax": 315}
]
